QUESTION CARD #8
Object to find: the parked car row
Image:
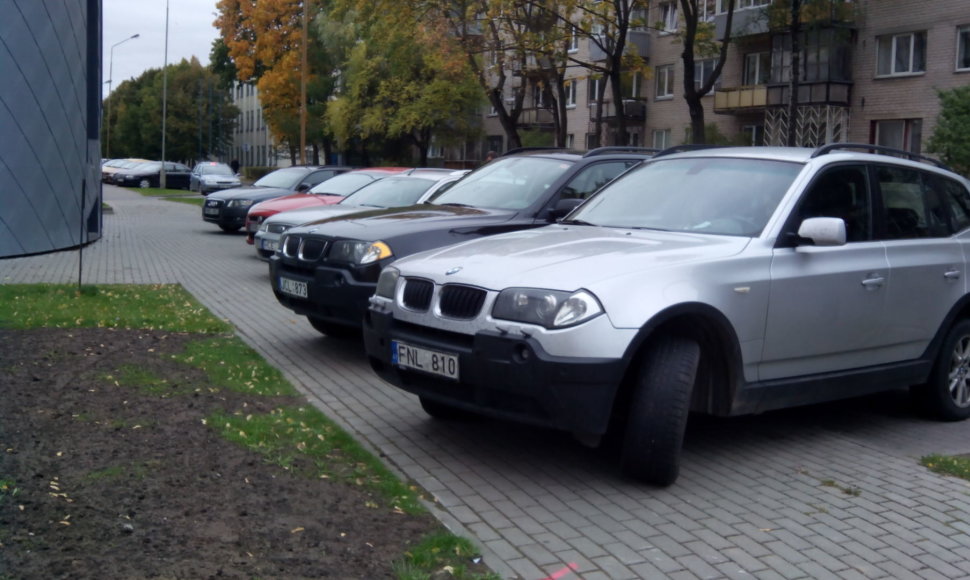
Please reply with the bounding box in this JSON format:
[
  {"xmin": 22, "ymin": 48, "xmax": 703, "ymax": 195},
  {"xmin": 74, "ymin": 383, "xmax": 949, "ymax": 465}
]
[
  {"xmin": 202, "ymin": 145, "xmax": 970, "ymax": 486},
  {"xmin": 101, "ymin": 158, "xmax": 193, "ymax": 189}
]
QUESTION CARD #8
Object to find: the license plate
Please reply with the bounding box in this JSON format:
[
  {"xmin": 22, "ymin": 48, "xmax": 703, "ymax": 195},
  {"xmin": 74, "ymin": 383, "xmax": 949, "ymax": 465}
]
[
  {"xmin": 392, "ymin": 341, "xmax": 459, "ymax": 380},
  {"xmin": 279, "ymin": 277, "xmax": 308, "ymax": 298},
  {"xmin": 204, "ymin": 207, "xmax": 219, "ymax": 215},
  {"xmin": 260, "ymin": 239, "xmax": 279, "ymax": 252}
]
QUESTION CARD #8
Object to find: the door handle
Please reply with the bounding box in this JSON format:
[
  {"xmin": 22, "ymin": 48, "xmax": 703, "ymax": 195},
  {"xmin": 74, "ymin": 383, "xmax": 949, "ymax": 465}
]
[
  {"xmin": 861, "ymin": 275, "xmax": 885, "ymax": 289},
  {"xmin": 944, "ymin": 269, "xmax": 961, "ymax": 281}
]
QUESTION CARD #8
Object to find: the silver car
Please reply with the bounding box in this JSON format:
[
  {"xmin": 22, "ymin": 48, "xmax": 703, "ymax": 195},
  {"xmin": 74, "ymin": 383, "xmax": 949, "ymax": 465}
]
[
  {"xmin": 190, "ymin": 162, "xmax": 242, "ymax": 195},
  {"xmin": 363, "ymin": 145, "xmax": 970, "ymax": 486}
]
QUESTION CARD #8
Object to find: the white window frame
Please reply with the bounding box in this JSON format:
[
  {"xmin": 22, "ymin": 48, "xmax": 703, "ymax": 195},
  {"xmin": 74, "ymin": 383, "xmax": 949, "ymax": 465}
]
[
  {"xmin": 743, "ymin": 52, "xmax": 770, "ymax": 85},
  {"xmin": 694, "ymin": 59, "xmax": 717, "ymax": 94},
  {"xmin": 652, "ymin": 129, "xmax": 671, "ymax": 149},
  {"xmin": 565, "ymin": 80, "xmax": 577, "ymax": 108},
  {"xmin": 717, "ymin": 0, "xmax": 769, "ymax": 13},
  {"xmin": 958, "ymin": 25, "xmax": 970, "ymax": 71},
  {"xmin": 655, "ymin": 64, "xmax": 674, "ymax": 99},
  {"xmin": 659, "ymin": 2, "xmax": 678, "ymax": 33},
  {"xmin": 876, "ymin": 31, "xmax": 927, "ymax": 77},
  {"xmin": 568, "ymin": 27, "xmax": 580, "ymax": 53}
]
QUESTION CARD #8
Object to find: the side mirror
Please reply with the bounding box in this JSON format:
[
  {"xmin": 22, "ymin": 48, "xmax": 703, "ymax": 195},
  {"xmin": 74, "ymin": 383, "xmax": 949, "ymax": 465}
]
[
  {"xmin": 549, "ymin": 198, "xmax": 583, "ymax": 221},
  {"xmin": 296, "ymin": 183, "xmax": 311, "ymax": 193},
  {"xmin": 797, "ymin": 217, "xmax": 846, "ymax": 247}
]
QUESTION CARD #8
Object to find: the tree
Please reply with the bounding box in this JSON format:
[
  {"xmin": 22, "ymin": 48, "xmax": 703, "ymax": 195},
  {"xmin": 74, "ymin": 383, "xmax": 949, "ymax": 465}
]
[
  {"xmin": 679, "ymin": 0, "xmax": 736, "ymax": 145},
  {"xmin": 928, "ymin": 85, "xmax": 970, "ymax": 177},
  {"xmin": 215, "ymin": 0, "xmax": 337, "ymax": 164},
  {"xmin": 102, "ymin": 58, "xmax": 237, "ymax": 162}
]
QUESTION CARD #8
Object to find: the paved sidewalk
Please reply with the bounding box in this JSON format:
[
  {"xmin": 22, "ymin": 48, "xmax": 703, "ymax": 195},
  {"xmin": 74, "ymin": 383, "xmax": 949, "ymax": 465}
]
[{"xmin": 4, "ymin": 185, "xmax": 970, "ymax": 579}]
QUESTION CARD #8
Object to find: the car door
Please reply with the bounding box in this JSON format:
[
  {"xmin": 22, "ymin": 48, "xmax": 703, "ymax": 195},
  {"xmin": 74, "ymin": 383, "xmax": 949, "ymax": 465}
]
[
  {"xmin": 877, "ymin": 166, "xmax": 968, "ymax": 361},
  {"xmin": 760, "ymin": 164, "xmax": 892, "ymax": 380}
]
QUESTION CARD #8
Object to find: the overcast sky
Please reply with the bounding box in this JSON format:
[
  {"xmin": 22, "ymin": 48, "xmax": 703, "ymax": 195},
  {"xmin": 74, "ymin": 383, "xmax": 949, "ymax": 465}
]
[{"xmin": 102, "ymin": 0, "xmax": 221, "ymax": 99}]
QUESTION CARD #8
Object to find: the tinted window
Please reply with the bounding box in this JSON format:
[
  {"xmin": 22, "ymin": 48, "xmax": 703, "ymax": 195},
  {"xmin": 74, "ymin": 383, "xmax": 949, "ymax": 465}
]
[
  {"xmin": 877, "ymin": 165, "xmax": 949, "ymax": 239},
  {"xmin": 797, "ymin": 165, "xmax": 872, "ymax": 242},
  {"xmin": 561, "ymin": 161, "xmax": 639, "ymax": 200},
  {"xmin": 937, "ymin": 176, "xmax": 970, "ymax": 233},
  {"xmin": 302, "ymin": 170, "xmax": 341, "ymax": 189}
]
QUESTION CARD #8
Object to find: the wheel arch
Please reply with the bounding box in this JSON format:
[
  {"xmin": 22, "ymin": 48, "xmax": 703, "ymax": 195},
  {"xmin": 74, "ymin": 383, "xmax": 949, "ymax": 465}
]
[
  {"xmin": 613, "ymin": 303, "xmax": 743, "ymax": 421},
  {"xmin": 921, "ymin": 293, "xmax": 970, "ymax": 365}
]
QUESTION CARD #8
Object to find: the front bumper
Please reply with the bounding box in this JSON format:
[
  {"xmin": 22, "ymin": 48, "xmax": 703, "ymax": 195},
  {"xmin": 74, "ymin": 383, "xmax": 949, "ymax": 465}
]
[
  {"xmin": 362, "ymin": 308, "xmax": 627, "ymax": 435},
  {"xmin": 269, "ymin": 258, "xmax": 375, "ymax": 328},
  {"xmin": 202, "ymin": 205, "xmax": 247, "ymax": 227}
]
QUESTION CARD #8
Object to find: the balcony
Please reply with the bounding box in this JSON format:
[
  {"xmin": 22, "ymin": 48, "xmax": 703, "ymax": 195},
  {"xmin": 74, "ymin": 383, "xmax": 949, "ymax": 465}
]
[
  {"xmin": 587, "ymin": 100, "xmax": 647, "ymax": 132},
  {"xmin": 589, "ymin": 30, "xmax": 650, "ymax": 62},
  {"xmin": 715, "ymin": 81, "xmax": 851, "ymax": 114},
  {"xmin": 715, "ymin": 1, "xmax": 857, "ymax": 40},
  {"xmin": 518, "ymin": 107, "xmax": 556, "ymax": 129}
]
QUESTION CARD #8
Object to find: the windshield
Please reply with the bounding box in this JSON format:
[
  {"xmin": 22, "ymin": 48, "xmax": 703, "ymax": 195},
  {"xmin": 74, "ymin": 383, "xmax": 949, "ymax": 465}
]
[
  {"xmin": 342, "ymin": 177, "xmax": 436, "ymax": 207},
  {"xmin": 253, "ymin": 167, "xmax": 310, "ymax": 189},
  {"xmin": 201, "ymin": 164, "xmax": 234, "ymax": 176},
  {"xmin": 569, "ymin": 157, "xmax": 802, "ymax": 236},
  {"xmin": 308, "ymin": 172, "xmax": 376, "ymax": 195},
  {"xmin": 430, "ymin": 157, "xmax": 573, "ymax": 210}
]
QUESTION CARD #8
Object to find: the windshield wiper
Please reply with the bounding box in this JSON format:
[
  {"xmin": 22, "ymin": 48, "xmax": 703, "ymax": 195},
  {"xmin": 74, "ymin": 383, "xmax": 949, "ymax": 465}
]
[
  {"xmin": 438, "ymin": 202, "xmax": 474, "ymax": 208},
  {"xmin": 559, "ymin": 218, "xmax": 596, "ymax": 226}
]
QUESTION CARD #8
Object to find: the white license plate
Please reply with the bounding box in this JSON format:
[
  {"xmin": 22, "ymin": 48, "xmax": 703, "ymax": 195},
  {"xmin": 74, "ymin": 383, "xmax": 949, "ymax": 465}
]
[
  {"xmin": 204, "ymin": 207, "xmax": 219, "ymax": 215},
  {"xmin": 260, "ymin": 239, "xmax": 279, "ymax": 252},
  {"xmin": 279, "ymin": 277, "xmax": 308, "ymax": 298},
  {"xmin": 392, "ymin": 341, "xmax": 459, "ymax": 380}
]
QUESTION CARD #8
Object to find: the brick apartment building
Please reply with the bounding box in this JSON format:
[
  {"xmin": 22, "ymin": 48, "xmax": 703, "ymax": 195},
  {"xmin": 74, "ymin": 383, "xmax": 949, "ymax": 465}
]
[{"xmin": 479, "ymin": 0, "xmax": 970, "ymax": 158}]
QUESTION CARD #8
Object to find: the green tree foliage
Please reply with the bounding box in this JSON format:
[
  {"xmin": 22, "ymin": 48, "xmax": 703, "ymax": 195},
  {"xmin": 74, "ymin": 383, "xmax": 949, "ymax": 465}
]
[
  {"xmin": 102, "ymin": 58, "xmax": 238, "ymax": 162},
  {"xmin": 927, "ymin": 86, "xmax": 970, "ymax": 177}
]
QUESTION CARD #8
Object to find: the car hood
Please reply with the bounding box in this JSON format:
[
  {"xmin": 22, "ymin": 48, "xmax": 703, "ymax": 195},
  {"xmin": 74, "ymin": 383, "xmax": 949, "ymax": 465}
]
[
  {"xmin": 288, "ymin": 204, "xmax": 518, "ymax": 241},
  {"xmin": 251, "ymin": 193, "xmax": 343, "ymax": 214},
  {"xmin": 207, "ymin": 186, "xmax": 292, "ymax": 201},
  {"xmin": 392, "ymin": 225, "xmax": 752, "ymax": 291}
]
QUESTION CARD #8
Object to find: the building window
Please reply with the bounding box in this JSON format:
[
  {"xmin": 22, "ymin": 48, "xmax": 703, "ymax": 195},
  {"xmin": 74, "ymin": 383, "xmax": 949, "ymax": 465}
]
[
  {"xmin": 874, "ymin": 119, "xmax": 923, "ymax": 154},
  {"xmin": 652, "ymin": 129, "xmax": 671, "ymax": 149},
  {"xmin": 588, "ymin": 77, "xmax": 606, "ymax": 104},
  {"xmin": 656, "ymin": 64, "xmax": 674, "ymax": 99},
  {"xmin": 659, "ymin": 2, "xmax": 678, "ymax": 33},
  {"xmin": 958, "ymin": 26, "xmax": 970, "ymax": 71},
  {"xmin": 742, "ymin": 125, "xmax": 765, "ymax": 146},
  {"xmin": 565, "ymin": 80, "xmax": 576, "ymax": 107},
  {"xmin": 565, "ymin": 134, "xmax": 575, "ymax": 149},
  {"xmin": 877, "ymin": 32, "xmax": 926, "ymax": 76},
  {"xmin": 694, "ymin": 59, "xmax": 717, "ymax": 94},
  {"xmin": 568, "ymin": 27, "xmax": 579, "ymax": 52},
  {"xmin": 743, "ymin": 52, "xmax": 770, "ymax": 85},
  {"xmin": 720, "ymin": 0, "xmax": 769, "ymax": 12}
]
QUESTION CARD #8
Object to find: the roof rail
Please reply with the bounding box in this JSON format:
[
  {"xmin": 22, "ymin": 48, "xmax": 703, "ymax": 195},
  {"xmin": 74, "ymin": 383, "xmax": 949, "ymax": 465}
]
[
  {"xmin": 500, "ymin": 147, "xmax": 570, "ymax": 157},
  {"xmin": 651, "ymin": 144, "xmax": 726, "ymax": 158},
  {"xmin": 584, "ymin": 146, "xmax": 660, "ymax": 158},
  {"xmin": 811, "ymin": 143, "xmax": 951, "ymax": 170}
]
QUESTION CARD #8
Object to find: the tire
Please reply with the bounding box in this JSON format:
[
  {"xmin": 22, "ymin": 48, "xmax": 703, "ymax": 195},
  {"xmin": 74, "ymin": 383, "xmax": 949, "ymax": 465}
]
[
  {"xmin": 218, "ymin": 224, "xmax": 241, "ymax": 233},
  {"xmin": 913, "ymin": 319, "xmax": 970, "ymax": 421},
  {"xmin": 307, "ymin": 316, "xmax": 359, "ymax": 339},
  {"xmin": 620, "ymin": 337, "xmax": 700, "ymax": 486},
  {"xmin": 138, "ymin": 178, "xmax": 151, "ymax": 189},
  {"xmin": 419, "ymin": 396, "xmax": 472, "ymax": 420}
]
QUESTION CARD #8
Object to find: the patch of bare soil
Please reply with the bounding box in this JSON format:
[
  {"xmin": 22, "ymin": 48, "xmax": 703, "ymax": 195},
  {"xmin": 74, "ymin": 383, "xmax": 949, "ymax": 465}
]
[{"xmin": 0, "ymin": 328, "xmax": 444, "ymax": 579}]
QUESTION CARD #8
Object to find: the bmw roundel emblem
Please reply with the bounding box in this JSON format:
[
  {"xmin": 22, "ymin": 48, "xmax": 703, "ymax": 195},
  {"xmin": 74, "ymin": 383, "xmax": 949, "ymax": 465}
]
[{"xmin": 445, "ymin": 266, "xmax": 463, "ymax": 276}]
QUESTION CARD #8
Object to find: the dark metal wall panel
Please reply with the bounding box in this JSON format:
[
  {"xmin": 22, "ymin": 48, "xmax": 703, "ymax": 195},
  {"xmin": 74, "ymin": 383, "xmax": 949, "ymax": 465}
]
[{"xmin": 0, "ymin": 0, "xmax": 102, "ymax": 259}]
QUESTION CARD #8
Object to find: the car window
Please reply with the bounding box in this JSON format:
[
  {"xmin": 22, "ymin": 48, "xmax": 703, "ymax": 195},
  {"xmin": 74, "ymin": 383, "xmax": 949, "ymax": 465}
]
[
  {"xmin": 302, "ymin": 170, "xmax": 341, "ymax": 189},
  {"xmin": 877, "ymin": 165, "xmax": 949, "ymax": 239},
  {"xmin": 561, "ymin": 161, "xmax": 638, "ymax": 200},
  {"xmin": 796, "ymin": 165, "xmax": 872, "ymax": 242},
  {"xmin": 431, "ymin": 157, "xmax": 574, "ymax": 210},
  {"xmin": 571, "ymin": 157, "xmax": 800, "ymax": 236},
  {"xmin": 344, "ymin": 177, "xmax": 436, "ymax": 207},
  {"xmin": 309, "ymin": 173, "xmax": 375, "ymax": 195},
  {"xmin": 937, "ymin": 175, "xmax": 970, "ymax": 233}
]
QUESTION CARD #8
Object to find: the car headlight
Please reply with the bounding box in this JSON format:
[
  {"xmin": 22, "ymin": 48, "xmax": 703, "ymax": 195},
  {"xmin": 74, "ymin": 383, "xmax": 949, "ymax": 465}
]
[
  {"xmin": 492, "ymin": 288, "xmax": 603, "ymax": 329},
  {"xmin": 375, "ymin": 267, "xmax": 400, "ymax": 298},
  {"xmin": 329, "ymin": 240, "xmax": 393, "ymax": 265},
  {"xmin": 227, "ymin": 199, "xmax": 254, "ymax": 208}
]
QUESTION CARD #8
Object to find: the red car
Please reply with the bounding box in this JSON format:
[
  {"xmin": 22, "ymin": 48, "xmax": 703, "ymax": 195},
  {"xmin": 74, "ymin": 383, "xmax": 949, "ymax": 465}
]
[{"xmin": 244, "ymin": 168, "xmax": 411, "ymax": 244}]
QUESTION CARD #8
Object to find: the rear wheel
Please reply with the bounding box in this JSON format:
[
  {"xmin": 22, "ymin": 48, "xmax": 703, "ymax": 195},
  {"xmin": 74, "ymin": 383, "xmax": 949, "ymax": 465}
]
[
  {"xmin": 620, "ymin": 337, "xmax": 700, "ymax": 486},
  {"xmin": 913, "ymin": 319, "xmax": 970, "ymax": 421},
  {"xmin": 307, "ymin": 316, "xmax": 359, "ymax": 339}
]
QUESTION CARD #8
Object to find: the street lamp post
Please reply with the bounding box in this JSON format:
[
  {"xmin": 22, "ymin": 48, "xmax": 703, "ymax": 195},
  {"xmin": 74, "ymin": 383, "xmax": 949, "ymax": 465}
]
[{"xmin": 105, "ymin": 33, "xmax": 140, "ymax": 159}]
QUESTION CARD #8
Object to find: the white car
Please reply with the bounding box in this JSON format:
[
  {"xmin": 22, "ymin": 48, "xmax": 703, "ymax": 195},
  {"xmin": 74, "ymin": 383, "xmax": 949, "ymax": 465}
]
[
  {"xmin": 363, "ymin": 144, "xmax": 970, "ymax": 486},
  {"xmin": 253, "ymin": 170, "xmax": 468, "ymax": 260}
]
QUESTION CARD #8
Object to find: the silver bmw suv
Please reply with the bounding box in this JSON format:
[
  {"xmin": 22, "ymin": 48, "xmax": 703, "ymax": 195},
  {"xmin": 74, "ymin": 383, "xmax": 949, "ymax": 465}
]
[{"xmin": 362, "ymin": 144, "xmax": 970, "ymax": 486}]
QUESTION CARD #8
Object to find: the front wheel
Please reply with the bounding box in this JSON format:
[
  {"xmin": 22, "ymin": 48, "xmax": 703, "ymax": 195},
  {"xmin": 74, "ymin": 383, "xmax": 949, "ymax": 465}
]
[
  {"xmin": 620, "ymin": 337, "xmax": 700, "ymax": 486},
  {"xmin": 218, "ymin": 224, "xmax": 241, "ymax": 233},
  {"xmin": 138, "ymin": 178, "xmax": 152, "ymax": 189},
  {"xmin": 913, "ymin": 319, "xmax": 970, "ymax": 421}
]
